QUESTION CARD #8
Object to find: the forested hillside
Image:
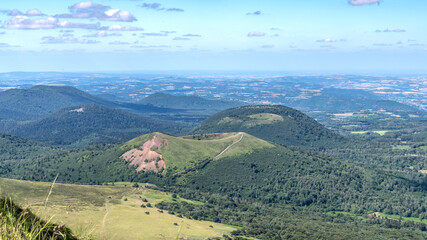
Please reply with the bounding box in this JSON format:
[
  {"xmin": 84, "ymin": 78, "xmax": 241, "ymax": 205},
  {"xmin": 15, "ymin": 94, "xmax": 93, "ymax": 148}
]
[
  {"xmin": 192, "ymin": 105, "xmax": 348, "ymax": 149},
  {"xmin": 8, "ymin": 104, "xmax": 186, "ymax": 147},
  {"xmin": 140, "ymin": 92, "xmax": 242, "ymax": 111}
]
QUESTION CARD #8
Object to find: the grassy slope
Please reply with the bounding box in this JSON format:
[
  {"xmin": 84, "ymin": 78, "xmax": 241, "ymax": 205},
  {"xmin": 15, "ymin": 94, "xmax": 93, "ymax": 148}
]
[
  {"xmin": 191, "ymin": 105, "xmax": 348, "ymax": 149},
  {"xmin": 0, "ymin": 178, "xmax": 237, "ymax": 240},
  {"xmin": 122, "ymin": 132, "xmax": 274, "ymax": 174},
  {"xmin": 0, "ymin": 131, "xmax": 273, "ymax": 184},
  {"xmin": 0, "ymin": 197, "xmax": 76, "ymax": 240}
]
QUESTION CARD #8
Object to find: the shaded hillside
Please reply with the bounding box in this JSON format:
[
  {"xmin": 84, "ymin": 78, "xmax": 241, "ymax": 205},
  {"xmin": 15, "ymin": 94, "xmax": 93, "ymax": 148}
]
[
  {"xmin": 0, "ymin": 85, "xmax": 177, "ymax": 123},
  {"xmin": 0, "ymin": 85, "xmax": 114, "ymax": 121},
  {"xmin": 191, "ymin": 105, "xmax": 347, "ymax": 149},
  {"xmin": 139, "ymin": 92, "xmax": 242, "ymax": 111},
  {"xmin": 9, "ymin": 104, "xmax": 186, "ymax": 147}
]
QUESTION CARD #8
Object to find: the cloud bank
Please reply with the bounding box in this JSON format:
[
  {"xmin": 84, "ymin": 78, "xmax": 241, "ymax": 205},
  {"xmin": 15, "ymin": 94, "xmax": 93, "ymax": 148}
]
[
  {"xmin": 247, "ymin": 32, "xmax": 265, "ymax": 37},
  {"xmin": 348, "ymin": 0, "xmax": 381, "ymax": 6}
]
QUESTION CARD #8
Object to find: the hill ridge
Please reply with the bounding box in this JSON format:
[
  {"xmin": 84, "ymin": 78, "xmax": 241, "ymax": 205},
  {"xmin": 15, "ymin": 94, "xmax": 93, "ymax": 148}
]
[{"xmin": 191, "ymin": 104, "xmax": 347, "ymax": 149}]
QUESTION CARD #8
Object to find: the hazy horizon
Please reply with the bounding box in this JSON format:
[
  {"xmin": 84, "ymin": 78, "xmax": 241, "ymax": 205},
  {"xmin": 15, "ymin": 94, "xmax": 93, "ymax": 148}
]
[{"xmin": 0, "ymin": 0, "xmax": 426, "ymax": 72}]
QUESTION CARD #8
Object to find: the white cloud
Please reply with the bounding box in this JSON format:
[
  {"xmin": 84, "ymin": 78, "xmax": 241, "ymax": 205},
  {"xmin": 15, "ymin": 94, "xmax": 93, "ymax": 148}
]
[
  {"xmin": 173, "ymin": 37, "xmax": 190, "ymax": 40},
  {"xmin": 8, "ymin": 9, "xmax": 23, "ymax": 16},
  {"xmin": 58, "ymin": 20, "xmax": 100, "ymax": 29},
  {"xmin": 348, "ymin": 0, "xmax": 381, "ymax": 6},
  {"xmin": 42, "ymin": 34, "xmax": 99, "ymax": 44},
  {"xmin": 183, "ymin": 34, "xmax": 201, "ymax": 37},
  {"xmin": 3, "ymin": 16, "xmax": 58, "ymax": 29},
  {"xmin": 247, "ymin": 32, "xmax": 265, "ymax": 37},
  {"xmin": 0, "ymin": 43, "xmax": 19, "ymax": 48},
  {"xmin": 26, "ymin": 9, "xmax": 44, "ymax": 16},
  {"xmin": 261, "ymin": 45, "xmax": 274, "ymax": 48},
  {"xmin": 69, "ymin": 1, "xmax": 108, "ymax": 11},
  {"xmin": 246, "ymin": 11, "xmax": 262, "ymax": 16},
  {"xmin": 57, "ymin": 1, "xmax": 137, "ymax": 22},
  {"xmin": 316, "ymin": 38, "xmax": 337, "ymax": 43},
  {"xmin": 376, "ymin": 29, "xmax": 406, "ymax": 33},
  {"xmin": 109, "ymin": 41, "xmax": 130, "ymax": 45},
  {"xmin": 101, "ymin": 9, "xmax": 136, "ymax": 22},
  {"xmin": 107, "ymin": 24, "xmax": 142, "ymax": 31},
  {"xmin": 142, "ymin": 32, "xmax": 168, "ymax": 36},
  {"xmin": 83, "ymin": 30, "xmax": 122, "ymax": 37}
]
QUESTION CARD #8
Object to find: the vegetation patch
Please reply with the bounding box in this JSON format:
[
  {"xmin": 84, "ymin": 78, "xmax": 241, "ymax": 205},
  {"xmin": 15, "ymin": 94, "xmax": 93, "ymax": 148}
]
[
  {"xmin": 0, "ymin": 197, "xmax": 76, "ymax": 240},
  {"xmin": 122, "ymin": 132, "xmax": 273, "ymax": 175},
  {"xmin": 351, "ymin": 130, "xmax": 392, "ymax": 136},
  {"xmin": 0, "ymin": 178, "xmax": 236, "ymax": 240}
]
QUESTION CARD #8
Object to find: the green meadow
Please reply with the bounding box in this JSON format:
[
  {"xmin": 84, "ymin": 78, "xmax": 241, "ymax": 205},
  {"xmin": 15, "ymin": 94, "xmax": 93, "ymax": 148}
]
[
  {"xmin": 0, "ymin": 178, "xmax": 237, "ymax": 240},
  {"xmin": 122, "ymin": 132, "xmax": 273, "ymax": 174}
]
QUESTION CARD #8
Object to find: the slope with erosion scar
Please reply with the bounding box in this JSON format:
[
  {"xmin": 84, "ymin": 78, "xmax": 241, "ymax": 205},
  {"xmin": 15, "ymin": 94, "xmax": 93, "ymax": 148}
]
[{"xmin": 120, "ymin": 132, "xmax": 274, "ymax": 175}]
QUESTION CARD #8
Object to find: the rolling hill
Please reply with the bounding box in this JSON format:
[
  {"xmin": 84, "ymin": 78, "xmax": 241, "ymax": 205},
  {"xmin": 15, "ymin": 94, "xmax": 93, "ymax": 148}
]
[
  {"xmin": 120, "ymin": 132, "xmax": 273, "ymax": 175},
  {"xmin": 191, "ymin": 105, "xmax": 347, "ymax": 149},
  {"xmin": 1, "ymin": 130, "xmax": 426, "ymax": 239},
  {"xmin": 0, "ymin": 85, "xmax": 177, "ymax": 123},
  {"xmin": 139, "ymin": 92, "xmax": 242, "ymax": 111},
  {"xmin": 0, "ymin": 85, "xmax": 115, "ymax": 121},
  {"xmin": 0, "ymin": 131, "xmax": 274, "ymax": 183},
  {"xmin": 8, "ymin": 104, "xmax": 186, "ymax": 147}
]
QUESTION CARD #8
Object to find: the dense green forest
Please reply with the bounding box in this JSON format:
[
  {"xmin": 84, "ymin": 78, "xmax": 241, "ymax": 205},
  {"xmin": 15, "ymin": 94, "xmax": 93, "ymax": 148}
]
[
  {"xmin": 0, "ymin": 133, "xmax": 63, "ymax": 170},
  {"xmin": 8, "ymin": 104, "xmax": 186, "ymax": 147},
  {"xmin": 0, "ymin": 98, "xmax": 426, "ymax": 239},
  {"xmin": 0, "ymin": 85, "xmax": 115, "ymax": 121},
  {"xmin": 156, "ymin": 188, "xmax": 427, "ymax": 240}
]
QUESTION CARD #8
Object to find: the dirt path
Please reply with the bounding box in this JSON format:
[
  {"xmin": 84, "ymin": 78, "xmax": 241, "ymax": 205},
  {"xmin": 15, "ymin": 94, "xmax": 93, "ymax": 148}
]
[
  {"xmin": 172, "ymin": 133, "xmax": 244, "ymax": 176},
  {"xmin": 101, "ymin": 199, "xmax": 110, "ymax": 239},
  {"xmin": 213, "ymin": 133, "xmax": 244, "ymax": 160}
]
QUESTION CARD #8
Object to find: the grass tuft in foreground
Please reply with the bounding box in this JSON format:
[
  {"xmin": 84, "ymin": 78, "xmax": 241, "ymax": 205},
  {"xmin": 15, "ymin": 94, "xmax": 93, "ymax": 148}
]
[{"xmin": 0, "ymin": 197, "xmax": 77, "ymax": 240}]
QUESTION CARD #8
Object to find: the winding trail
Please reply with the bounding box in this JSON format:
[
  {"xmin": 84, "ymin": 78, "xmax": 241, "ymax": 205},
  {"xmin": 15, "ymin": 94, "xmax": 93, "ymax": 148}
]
[
  {"xmin": 101, "ymin": 199, "xmax": 110, "ymax": 240},
  {"xmin": 213, "ymin": 133, "xmax": 244, "ymax": 160},
  {"xmin": 172, "ymin": 133, "xmax": 244, "ymax": 176}
]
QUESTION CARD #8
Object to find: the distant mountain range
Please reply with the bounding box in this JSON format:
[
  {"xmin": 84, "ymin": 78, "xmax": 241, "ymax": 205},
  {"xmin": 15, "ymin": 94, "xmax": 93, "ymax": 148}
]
[
  {"xmin": 139, "ymin": 92, "xmax": 242, "ymax": 111},
  {"xmin": 283, "ymin": 87, "xmax": 421, "ymax": 113},
  {"xmin": 0, "ymin": 85, "xmax": 178, "ymax": 122}
]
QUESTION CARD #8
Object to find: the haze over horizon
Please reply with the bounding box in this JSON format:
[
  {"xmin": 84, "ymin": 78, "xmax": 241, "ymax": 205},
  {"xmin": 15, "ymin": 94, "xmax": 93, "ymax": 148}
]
[{"xmin": 0, "ymin": 0, "xmax": 426, "ymax": 72}]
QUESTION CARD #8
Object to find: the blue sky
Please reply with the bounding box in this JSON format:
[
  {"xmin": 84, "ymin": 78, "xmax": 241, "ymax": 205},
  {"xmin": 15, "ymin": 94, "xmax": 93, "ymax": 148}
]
[{"xmin": 0, "ymin": 0, "xmax": 426, "ymax": 72}]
